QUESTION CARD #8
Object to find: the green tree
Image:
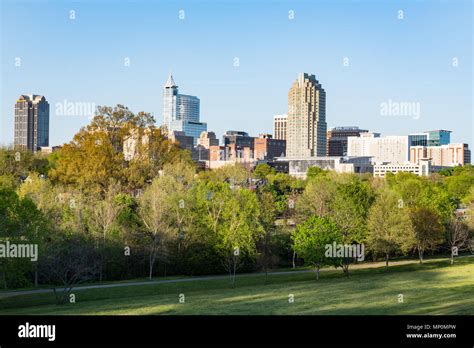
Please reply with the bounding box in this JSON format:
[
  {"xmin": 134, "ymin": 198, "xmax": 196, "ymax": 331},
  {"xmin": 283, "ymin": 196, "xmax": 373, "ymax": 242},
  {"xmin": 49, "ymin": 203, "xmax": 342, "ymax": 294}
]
[
  {"xmin": 292, "ymin": 216, "xmax": 342, "ymax": 280},
  {"xmin": 387, "ymin": 173, "xmax": 426, "ymax": 208},
  {"xmin": 194, "ymin": 180, "xmax": 262, "ymax": 286},
  {"xmin": 253, "ymin": 163, "xmax": 276, "ymax": 181},
  {"xmin": 445, "ymin": 165, "xmax": 474, "ymax": 203},
  {"xmin": 296, "ymin": 176, "xmax": 336, "ymax": 219},
  {"xmin": 49, "ymin": 105, "xmax": 185, "ymax": 194},
  {"xmin": 420, "ymin": 185, "xmax": 457, "ymax": 223},
  {"xmin": 329, "ymin": 177, "xmax": 374, "ymax": 274},
  {"xmin": 409, "ymin": 207, "xmax": 444, "ymax": 263},
  {"xmin": 39, "ymin": 235, "xmax": 99, "ymax": 304},
  {"xmin": 256, "ymin": 191, "xmax": 278, "ymax": 281},
  {"xmin": 0, "ymin": 174, "xmax": 17, "ymax": 190},
  {"xmin": 367, "ymin": 189, "xmax": 415, "ymax": 268},
  {"xmin": 137, "ymin": 160, "xmax": 196, "ymax": 279},
  {"xmin": 124, "ymin": 127, "xmax": 191, "ymax": 191},
  {"xmin": 216, "ymin": 188, "xmax": 262, "ymax": 286},
  {"xmin": 49, "ymin": 124, "xmax": 125, "ymax": 192},
  {"xmin": 0, "ymin": 187, "xmax": 49, "ymax": 288},
  {"xmin": 306, "ymin": 166, "xmax": 328, "ymax": 180},
  {"xmin": 0, "ymin": 147, "xmax": 51, "ymax": 187},
  {"xmin": 446, "ymin": 216, "xmax": 470, "ymax": 265},
  {"xmin": 17, "ymin": 173, "xmax": 52, "ymax": 207},
  {"xmin": 87, "ymin": 181, "xmax": 124, "ymax": 282},
  {"xmin": 138, "ymin": 178, "xmax": 176, "ymax": 280}
]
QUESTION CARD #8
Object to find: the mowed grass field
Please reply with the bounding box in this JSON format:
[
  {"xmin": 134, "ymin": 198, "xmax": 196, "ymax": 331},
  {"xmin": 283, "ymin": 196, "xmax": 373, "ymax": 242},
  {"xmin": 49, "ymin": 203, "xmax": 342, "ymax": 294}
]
[{"xmin": 1, "ymin": 257, "xmax": 473, "ymax": 315}]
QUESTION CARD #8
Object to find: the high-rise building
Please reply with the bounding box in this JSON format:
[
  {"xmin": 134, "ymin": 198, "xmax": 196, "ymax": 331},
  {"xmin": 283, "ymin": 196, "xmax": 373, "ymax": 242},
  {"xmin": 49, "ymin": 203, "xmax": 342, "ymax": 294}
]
[
  {"xmin": 286, "ymin": 73, "xmax": 327, "ymax": 157},
  {"xmin": 407, "ymin": 130, "xmax": 451, "ymax": 149},
  {"xmin": 425, "ymin": 130, "xmax": 451, "ymax": 146},
  {"xmin": 222, "ymin": 130, "xmax": 255, "ymax": 150},
  {"xmin": 326, "ymin": 126, "xmax": 368, "ymax": 156},
  {"xmin": 254, "ymin": 134, "xmax": 286, "ymax": 160},
  {"xmin": 347, "ymin": 133, "xmax": 409, "ymax": 164},
  {"xmin": 408, "ymin": 133, "xmax": 428, "ymax": 147},
  {"xmin": 14, "ymin": 95, "xmax": 50, "ymax": 152},
  {"xmin": 410, "ymin": 143, "xmax": 470, "ymax": 167},
  {"xmin": 163, "ymin": 74, "xmax": 179, "ymax": 128},
  {"xmin": 273, "ymin": 114, "xmax": 287, "ymax": 140},
  {"xmin": 169, "ymin": 119, "xmax": 207, "ymax": 145},
  {"xmin": 198, "ymin": 131, "xmax": 219, "ymax": 149},
  {"xmin": 207, "ymin": 144, "xmax": 256, "ymax": 170},
  {"xmin": 170, "ymin": 131, "xmax": 194, "ymax": 152},
  {"xmin": 162, "ymin": 74, "xmax": 206, "ymax": 145}
]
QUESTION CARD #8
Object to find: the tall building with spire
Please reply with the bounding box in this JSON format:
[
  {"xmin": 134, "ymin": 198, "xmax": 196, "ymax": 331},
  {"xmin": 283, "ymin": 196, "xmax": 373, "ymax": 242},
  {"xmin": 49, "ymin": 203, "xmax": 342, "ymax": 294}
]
[
  {"xmin": 286, "ymin": 73, "xmax": 327, "ymax": 157},
  {"xmin": 163, "ymin": 74, "xmax": 179, "ymax": 128},
  {"xmin": 14, "ymin": 94, "xmax": 50, "ymax": 152},
  {"xmin": 162, "ymin": 74, "xmax": 206, "ymax": 145}
]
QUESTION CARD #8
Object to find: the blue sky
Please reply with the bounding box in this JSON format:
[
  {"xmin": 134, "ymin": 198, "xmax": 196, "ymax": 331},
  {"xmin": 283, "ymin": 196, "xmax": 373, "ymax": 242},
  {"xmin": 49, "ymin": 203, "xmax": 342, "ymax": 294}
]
[{"xmin": 1, "ymin": 0, "xmax": 472, "ymax": 146}]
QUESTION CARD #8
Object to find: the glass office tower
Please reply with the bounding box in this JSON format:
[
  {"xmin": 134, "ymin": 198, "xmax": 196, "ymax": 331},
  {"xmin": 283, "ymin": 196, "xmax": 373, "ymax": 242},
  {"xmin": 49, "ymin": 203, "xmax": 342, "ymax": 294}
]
[
  {"xmin": 162, "ymin": 74, "xmax": 205, "ymax": 144},
  {"xmin": 14, "ymin": 95, "xmax": 50, "ymax": 152},
  {"xmin": 426, "ymin": 130, "xmax": 451, "ymax": 146}
]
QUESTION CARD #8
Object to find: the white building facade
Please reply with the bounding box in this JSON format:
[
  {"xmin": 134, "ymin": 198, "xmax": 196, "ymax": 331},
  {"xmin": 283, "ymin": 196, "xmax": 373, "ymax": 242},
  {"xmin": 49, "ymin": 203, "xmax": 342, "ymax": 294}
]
[
  {"xmin": 373, "ymin": 159, "xmax": 431, "ymax": 177},
  {"xmin": 347, "ymin": 133, "xmax": 409, "ymax": 164}
]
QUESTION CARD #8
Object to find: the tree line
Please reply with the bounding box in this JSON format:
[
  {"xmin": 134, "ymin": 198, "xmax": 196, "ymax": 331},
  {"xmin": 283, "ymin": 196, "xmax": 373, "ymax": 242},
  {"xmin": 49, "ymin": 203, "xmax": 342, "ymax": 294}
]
[{"xmin": 0, "ymin": 105, "xmax": 473, "ymax": 301}]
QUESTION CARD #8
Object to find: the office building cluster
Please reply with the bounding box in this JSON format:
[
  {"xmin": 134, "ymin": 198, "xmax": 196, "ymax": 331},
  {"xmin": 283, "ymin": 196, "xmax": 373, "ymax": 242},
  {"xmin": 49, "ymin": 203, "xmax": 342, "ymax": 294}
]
[
  {"xmin": 346, "ymin": 130, "xmax": 470, "ymax": 177},
  {"xmin": 13, "ymin": 73, "xmax": 470, "ymax": 179}
]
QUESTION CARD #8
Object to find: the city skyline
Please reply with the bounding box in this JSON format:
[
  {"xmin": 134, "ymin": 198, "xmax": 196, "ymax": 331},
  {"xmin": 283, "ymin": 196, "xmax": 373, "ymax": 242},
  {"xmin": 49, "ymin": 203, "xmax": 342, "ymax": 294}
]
[
  {"xmin": 6, "ymin": 75, "xmax": 472, "ymax": 151},
  {"xmin": 1, "ymin": 1, "xmax": 474, "ymax": 342},
  {"xmin": 1, "ymin": 0, "xmax": 472, "ymax": 147}
]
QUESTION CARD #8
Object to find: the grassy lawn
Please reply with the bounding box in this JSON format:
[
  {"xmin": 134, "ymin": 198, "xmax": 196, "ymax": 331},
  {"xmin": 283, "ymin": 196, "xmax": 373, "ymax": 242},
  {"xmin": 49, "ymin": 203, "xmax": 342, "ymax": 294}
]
[{"xmin": 1, "ymin": 257, "xmax": 473, "ymax": 315}]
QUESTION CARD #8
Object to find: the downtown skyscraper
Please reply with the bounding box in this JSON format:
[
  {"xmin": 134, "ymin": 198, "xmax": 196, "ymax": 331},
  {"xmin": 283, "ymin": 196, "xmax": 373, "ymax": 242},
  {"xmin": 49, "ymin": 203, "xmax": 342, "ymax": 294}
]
[
  {"xmin": 162, "ymin": 74, "xmax": 206, "ymax": 145},
  {"xmin": 273, "ymin": 114, "xmax": 287, "ymax": 140},
  {"xmin": 14, "ymin": 95, "xmax": 50, "ymax": 152},
  {"xmin": 286, "ymin": 73, "xmax": 327, "ymax": 157}
]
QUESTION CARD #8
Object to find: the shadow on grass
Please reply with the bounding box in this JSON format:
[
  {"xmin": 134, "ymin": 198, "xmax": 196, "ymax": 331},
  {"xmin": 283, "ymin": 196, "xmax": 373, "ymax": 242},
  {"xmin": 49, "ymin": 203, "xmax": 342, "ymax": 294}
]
[{"xmin": 0, "ymin": 257, "xmax": 472, "ymax": 315}]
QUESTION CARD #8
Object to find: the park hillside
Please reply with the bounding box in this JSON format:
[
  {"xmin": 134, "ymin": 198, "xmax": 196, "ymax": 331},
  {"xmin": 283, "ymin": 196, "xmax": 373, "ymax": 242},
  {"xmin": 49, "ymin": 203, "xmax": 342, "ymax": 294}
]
[{"xmin": 0, "ymin": 105, "xmax": 473, "ymax": 313}]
